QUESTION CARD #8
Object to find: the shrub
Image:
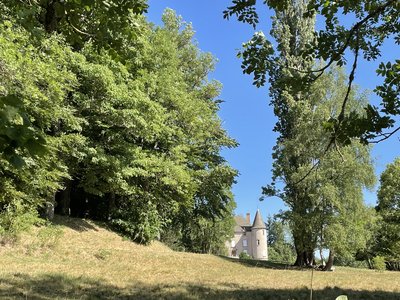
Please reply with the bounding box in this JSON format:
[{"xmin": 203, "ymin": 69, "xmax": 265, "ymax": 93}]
[
  {"xmin": 372, "ymin": 256, "xmax": 386, "ymax": 271},
  {"xmin": 0, "ymin": 203, "xmax": 43, "ymax": 244},
  {"xmin": 110, "ymin": 198, "xmax": 161, "ymax": 244},
  {"xmin": 239, "ymin": 252, "xmax": 252, "ymax": 260},
  {"xmin": 385, "ymin": 261, "xmax": 400, "ymax": 271}
]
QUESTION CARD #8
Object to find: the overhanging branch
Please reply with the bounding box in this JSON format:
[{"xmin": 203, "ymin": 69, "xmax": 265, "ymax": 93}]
[{"xmin": 369, "ymin": 126, "xmax": 400, "ymax": 143}]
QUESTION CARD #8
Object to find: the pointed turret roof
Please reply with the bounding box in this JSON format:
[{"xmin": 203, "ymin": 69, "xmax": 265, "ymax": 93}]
[{"xmin": 252, "ymin": 209, "xmax": 266, "ymax": 229}]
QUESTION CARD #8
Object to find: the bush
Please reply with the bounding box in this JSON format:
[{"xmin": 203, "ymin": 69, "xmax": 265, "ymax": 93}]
[
  {"xmin": 0, "ymin": 203, "xmax": 43, "ymax": 244},
  {"xmin": 239, "ymin": 252, "xmax": 252, "ymax": 260},
  {"xmin": 268, "ymin": 244, "xmax": 296, "ymax": 264},
  {"xmin": 385, "ymin": 261, "xmax": 400, "ymax": 271},
  {"xmin": 335, "ymin": 255, "xmax": 369, "ymax": 269},
  {"xmin": 372, "ymin": 256, "xmax": 386, "ymax": 271},
  {"xmin": 110, "ymin": 198, "xmax": 162, "ymax": 244}
]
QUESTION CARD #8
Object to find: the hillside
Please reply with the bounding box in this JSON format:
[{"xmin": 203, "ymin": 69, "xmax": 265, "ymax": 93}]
[{"xmin": 0, "ymin": 216, "xmax": 399, "ymax": 300}]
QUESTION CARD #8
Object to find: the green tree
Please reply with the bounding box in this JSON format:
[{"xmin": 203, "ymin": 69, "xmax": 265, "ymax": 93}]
[
  {"xmin": 0, "ymin": 20, "xmax": 85, "ymax": 237},
  {"xmin": 83, "ymin": 10, "xmax": 238, "ymax": 243},
  {"xmin": 0, "ymin": 4, "xmax": 237, "ymax": 247},
  {"xmin": 290, "ymin": 67, "xmax": 376, "ymax": 270},
  {"xmin": 266, "ymin": 216, "xmax": 296, "ymax": 263},
  {"xmin": 376, "ymin": 158, "xmax": 400, "ymax": 260},
  {"xmin": 166, "ymin": 197, "xmax": 236, "ymax": 255},
  {"xmin": 226, "ymin": 0, "xmax": 375, "ymax": 268},
  {"xmin": 0, "ymin": 0, "xmax": 148, "ymax": 167},
  {"xmin": 1, "ymin": 0, "xmax": 148, "ymax": 49}
]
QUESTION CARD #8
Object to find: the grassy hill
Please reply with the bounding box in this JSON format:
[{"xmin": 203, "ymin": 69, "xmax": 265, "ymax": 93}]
[{"xmin": 0, "ymin": 216, "xmax": 399, "ymax": 300}]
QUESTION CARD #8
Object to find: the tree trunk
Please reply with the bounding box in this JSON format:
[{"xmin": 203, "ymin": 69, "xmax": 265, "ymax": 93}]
[
  {"xmin": 108, "ymin": 192, "xmax": 116, "ymax": 220},
  {"xmin": 40, "ymin": 193, "xmax": 55, "ymax": 220},
  {"xmin": 294, "ymin": 249, "xmax": 315, "ymax": 267},
  {"xmin": 43, "ymin": 0, "xmax": 59, "ymax": 33},
  {"xmin": 367, "ymin": 258, "xmax": 373, "ymax": 269},
  {"xmin": 319, "ymin": 248, "xmax": 325, "ymax": 266},
  {"xmin": 293, "ymin": 232, "xmax": 315, "ymax": 267},
  {"xmin": 323, "ymin": 249, "xmax": 335, "ymax": 271},
  {"xmin": 56, "ymin": 180, "xmax": 71, "ymax": 216}
]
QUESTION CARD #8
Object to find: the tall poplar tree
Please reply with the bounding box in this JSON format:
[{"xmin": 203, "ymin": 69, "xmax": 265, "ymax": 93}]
[
  {"xmin": 237, "ymin": 0, "xmax": 318, "ymax": 266},
  {"xmin": 227, "ymin": 0, "xmax": 375, "ymax": 267}
]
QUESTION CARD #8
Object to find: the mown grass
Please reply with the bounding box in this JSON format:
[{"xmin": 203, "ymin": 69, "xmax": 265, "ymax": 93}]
[{"xmin": 0, "ymin": 216, "xmax": 399, "ymax": 299}]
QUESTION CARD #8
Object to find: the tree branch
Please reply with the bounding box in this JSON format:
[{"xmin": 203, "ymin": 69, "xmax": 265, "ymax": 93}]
[
  {"xmin": 66, "ymin": 14, "xmax": 94, "ymax": 37},
  {"xmin": 369, "ymin": 126, "xmax": 400, "ymax": 143},
  {"xmin": 337, "ymin": 31, "xmax": 359, "ymax": 125},
  {"xmin": 293, "ymin": 158, "xmax": 321, "ymax": 186},
  {"xmin": 300, "ymin": 0, "xmax": 396, "ymax": 75}
]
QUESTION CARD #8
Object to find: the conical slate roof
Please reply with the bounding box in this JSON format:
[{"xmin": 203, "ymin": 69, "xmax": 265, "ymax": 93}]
[{"xmin": 252, "ymin": 209, "xmax": 266, "ymax": 229}]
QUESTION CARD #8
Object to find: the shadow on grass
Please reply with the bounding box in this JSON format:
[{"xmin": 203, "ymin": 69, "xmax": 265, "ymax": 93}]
[
  {"xmin": 218, "ymin": 255, "xmax": 296, "ymax": 270},
  {"xmin": 51, "ymin": 215, "xmax": 100, "ymax": 232},
  {"xmin": 0, "ymin": 272, "xmax": 399, "ymax": 300}
]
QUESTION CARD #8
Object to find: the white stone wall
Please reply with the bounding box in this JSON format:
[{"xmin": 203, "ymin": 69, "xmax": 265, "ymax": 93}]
[
  {"xmin": 251, "ymin": 228, "xmax": 268, "ymax": 260},
  {"xmin": 226, "ymin": 226, "xmax": 253, "ymax": 258}
]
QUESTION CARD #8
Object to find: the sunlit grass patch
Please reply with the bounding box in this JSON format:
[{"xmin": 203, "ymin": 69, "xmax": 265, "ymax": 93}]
[{"xmin": 0, "ymin": 216, "xmax": 399, "ymax": 299}]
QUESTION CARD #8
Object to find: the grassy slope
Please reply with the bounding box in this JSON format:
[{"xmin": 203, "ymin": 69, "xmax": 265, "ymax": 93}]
[{"xmin": 0, "ymin": 217, "xmax": 399, "ymax": 300}]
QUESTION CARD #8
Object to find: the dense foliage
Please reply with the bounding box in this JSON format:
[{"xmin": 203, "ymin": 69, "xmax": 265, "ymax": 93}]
[
  {"xmin": 266, "ymin": 217, "xmax": 296, "ymax": 263},
  {"xmin": 0, "ymin": 1, "xmax": 237, "ymax": 249},
  {"xmin": 376, "ymin": 158, "xmax": 400, "ymax": 265}
]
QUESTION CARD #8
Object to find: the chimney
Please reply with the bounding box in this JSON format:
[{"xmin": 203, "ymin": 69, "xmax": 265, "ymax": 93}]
[{"xmin": 246, "ymin": 213, "xmax": 250, "ymax": 225}]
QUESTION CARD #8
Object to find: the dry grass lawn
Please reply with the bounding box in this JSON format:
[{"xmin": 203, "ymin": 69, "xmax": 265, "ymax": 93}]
[{"xmin": 0, "ymin": 216, "xmax": 399, "ymax": 299}]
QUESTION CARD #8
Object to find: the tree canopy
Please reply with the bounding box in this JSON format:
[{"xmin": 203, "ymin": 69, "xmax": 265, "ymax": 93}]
[
  {"xmin": 225, "ymin": 0, "xmax": 400, "ymax": 145},
  {"xmin": 0, "ymin": 1, "xmax": 237, "ymax": 251}
]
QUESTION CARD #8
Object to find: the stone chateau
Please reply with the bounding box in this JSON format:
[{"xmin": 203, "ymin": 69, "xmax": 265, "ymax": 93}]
[{"xmin": 226, "ymin": 210, "xmax": 268, "ymax": 260}]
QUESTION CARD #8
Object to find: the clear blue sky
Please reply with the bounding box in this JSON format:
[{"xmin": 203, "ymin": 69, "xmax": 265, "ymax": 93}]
[{"xmin": 146, "ymin": 1, "xmax": 399, "ymax": 219}]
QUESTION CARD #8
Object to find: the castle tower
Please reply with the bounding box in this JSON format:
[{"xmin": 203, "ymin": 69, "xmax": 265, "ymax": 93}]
[{"xmin": 251, "ymin": 209, "xmax": 268, "ymax": 260}]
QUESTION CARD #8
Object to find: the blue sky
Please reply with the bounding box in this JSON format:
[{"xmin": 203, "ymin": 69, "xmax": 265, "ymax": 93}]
[{"xmin": 146, "ymin": 1, "xmax": 399, "ymax": 219}]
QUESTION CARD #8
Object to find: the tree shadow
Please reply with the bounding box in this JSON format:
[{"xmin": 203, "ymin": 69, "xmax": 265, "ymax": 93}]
[
  {"xmin": 51, "ymin": 215, "xmax": 100, "ymax": 232},
  {"xmin": 218, "ymin": 255, "xmax": 296, "ymax": 270},
  {"xmin": 1, "ymin": 272, "xmax": 399, "ymax": 300}
]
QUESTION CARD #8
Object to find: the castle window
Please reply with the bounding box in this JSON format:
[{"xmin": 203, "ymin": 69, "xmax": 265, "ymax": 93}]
[
  {"xmin": 242, "ymin": 239, "xmax": 248, "ymax": 247},
  {"xmin": 257, "ymin": 239, "xmax": 260, "ymax": 246}
]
